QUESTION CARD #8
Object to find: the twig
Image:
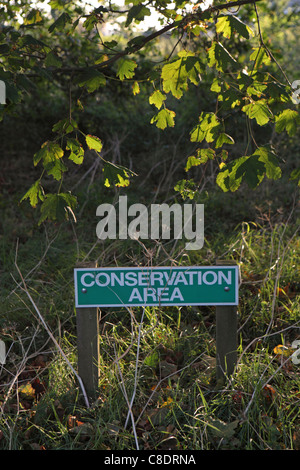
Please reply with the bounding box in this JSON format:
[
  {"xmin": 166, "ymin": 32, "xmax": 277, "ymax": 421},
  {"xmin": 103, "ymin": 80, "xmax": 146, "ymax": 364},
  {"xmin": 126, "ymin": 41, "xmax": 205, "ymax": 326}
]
[
  {"xmin": 113, "ymin": 344, "xmax": 139, "ymax": 450},
  {"xmin": 124, "ymin": 307, "xmax": 145, "ymax": 430},
  {"xmin": 13, "ymin": 243, "xmax": 90, "ymax": 409},
  {"xmin": 45, "ymin": 0, "xmax": 263, "ymax": 76},
  {"xmin": 254, "ymin": 3, "xmax": 292, "ymax": 87}
]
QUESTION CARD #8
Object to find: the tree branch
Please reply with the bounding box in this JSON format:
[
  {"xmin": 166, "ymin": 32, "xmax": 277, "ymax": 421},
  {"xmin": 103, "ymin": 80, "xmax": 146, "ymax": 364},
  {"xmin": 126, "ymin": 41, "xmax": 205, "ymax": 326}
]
[{"xmin": 51, "ymin": 0, "xmax": 263, "ymax": 76}]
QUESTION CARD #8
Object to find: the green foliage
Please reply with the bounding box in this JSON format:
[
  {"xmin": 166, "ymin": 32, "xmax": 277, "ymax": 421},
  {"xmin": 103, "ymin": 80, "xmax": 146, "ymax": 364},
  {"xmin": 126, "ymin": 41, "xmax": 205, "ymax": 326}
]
[
  {"xmin": 0, "ymin": 0, "xmax": 298, "ymax": 223},
  {"xmin": 216, "ymin": 14, "xmax": 254, "ymax": 39},
  {"xmin": 216, "ymin": 146, "xmax": 282, "ymax": 192}
]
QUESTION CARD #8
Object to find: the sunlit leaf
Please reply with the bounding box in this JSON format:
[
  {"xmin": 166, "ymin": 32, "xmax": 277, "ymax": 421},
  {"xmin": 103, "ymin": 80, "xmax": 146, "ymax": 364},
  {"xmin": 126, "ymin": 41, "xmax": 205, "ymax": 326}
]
[
  {"xmin": 75, "ymin": 69, "xmax": 106, "ymax": 92},
  {"xmin": 242, "ymin": 99, "xmax": 273, "ymax": 126},
  {"xmin": 116, "ymin": 58, "xmax": 137, "ymax": 80},
  {"xmin": 38, "ymin": 193, "xmax": 77, "ymax": 225},
  {"xmin": 149, "ymin": 90, "xmax": 166, "ymax": 109},
  {"xmin": 208, "ymin": 42, "xmax": 237, "ymax": 71},
  {"xmin": 190, "ymin": 112, "xmax": 220, "ymax": 143},
  {"xmin": 275, "ymin": 109, "xmax": 300, "ymax": 136},
  {"xmin": 150, "ymin": 108, "xmax": 176, "ymax": 129},
  {"xmin": 85, "ymin": 134, "xmax": 103, "ymax": 153},
  {"xmin": 103, "ymin": 162, "xmax": 134, "ymax": 187},
  {"xmin": 21, "ymin": 180, "xmax": 44, "ymax": 207},
  {"xmin": 216, "ymin": 15, "xmax": 254, "ymax": 39}
]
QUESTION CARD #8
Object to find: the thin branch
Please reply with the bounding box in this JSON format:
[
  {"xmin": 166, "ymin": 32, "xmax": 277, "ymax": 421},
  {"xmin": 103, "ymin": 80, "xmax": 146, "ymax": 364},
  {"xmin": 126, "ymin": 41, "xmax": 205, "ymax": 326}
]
[
  {"xmin": 13, "ymin": 243, "xmax": 90, "ymax": 409},
  {"xmin": 254, "ymin": 3, "xmax": 292, "ymax": 86},
  {"xmin": 48, "ymin": 0, "xmax": 263, "ymax": 76}
]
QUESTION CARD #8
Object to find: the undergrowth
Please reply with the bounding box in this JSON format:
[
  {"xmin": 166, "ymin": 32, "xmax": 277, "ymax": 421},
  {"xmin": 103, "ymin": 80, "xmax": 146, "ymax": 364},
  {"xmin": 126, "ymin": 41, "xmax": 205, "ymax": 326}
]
[{"xmin": 0, "ymin": 139, "xmax": 299, "ymax": 451}]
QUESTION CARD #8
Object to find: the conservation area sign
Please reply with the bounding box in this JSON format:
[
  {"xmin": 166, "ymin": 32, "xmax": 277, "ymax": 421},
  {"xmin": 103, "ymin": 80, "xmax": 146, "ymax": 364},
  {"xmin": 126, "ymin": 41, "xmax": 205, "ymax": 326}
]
[{"xmin": 74, "ymin": 265, "xmax": 239, "ymax": 308}]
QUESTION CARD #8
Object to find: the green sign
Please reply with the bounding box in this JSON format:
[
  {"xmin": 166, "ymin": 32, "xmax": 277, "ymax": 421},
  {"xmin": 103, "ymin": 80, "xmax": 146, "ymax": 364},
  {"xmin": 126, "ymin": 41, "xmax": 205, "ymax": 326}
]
[{"xmin": 74, "ymin": 266, "xmax": 239, "ymax": 308}]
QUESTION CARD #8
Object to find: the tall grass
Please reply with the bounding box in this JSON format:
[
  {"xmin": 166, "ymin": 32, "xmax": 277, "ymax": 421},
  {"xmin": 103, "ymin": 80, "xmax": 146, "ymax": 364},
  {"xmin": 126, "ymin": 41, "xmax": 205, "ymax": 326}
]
[{"xmin": 0, "ymin": 177, "xmax": 299, "ymax": 450}]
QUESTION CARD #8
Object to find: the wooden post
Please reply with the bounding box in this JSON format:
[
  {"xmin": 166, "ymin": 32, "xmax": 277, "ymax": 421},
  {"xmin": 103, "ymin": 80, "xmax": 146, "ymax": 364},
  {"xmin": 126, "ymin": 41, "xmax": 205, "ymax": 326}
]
[
  {"xmin": 216, "ymin": 260, "xmax": 238, "ymax": 381},
  {"xmin": 75, "ymin": 262, "xmax": 100, "ymax": 400}
]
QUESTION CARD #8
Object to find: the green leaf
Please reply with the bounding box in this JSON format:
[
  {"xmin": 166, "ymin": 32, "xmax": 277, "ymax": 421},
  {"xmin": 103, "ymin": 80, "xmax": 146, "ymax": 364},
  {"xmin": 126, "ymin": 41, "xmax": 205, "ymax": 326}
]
[
  {"xmin": 149, "ymin": 90, "xmax": 166, "ymax": 109},
  {"xmin": 75, "ymin": 68, "xmax": 106, "ymax": 92},
  {"xmin": 144, "ymin": 351, "xmax": 159, "ymax": 368},
  {"xmin": 242, "ymin": 99, "xmax": 273, "ymax": 126},
  {"xmin": 52, "ymin": 118, "xmax": 77, "ymax": 134},
  {"xmin": 216, "ymin": 156, "xmax": 264, "ymax": 191},
  {"xmin": 45, "ymin": 51, "xmax": 62, "ymax": 68},
  {"xmin": 210, "ymin": 78, "xmax": 221, "ymax": 93},
  {"xmin": 66, "ymin": 138, "xmax": 84, "ymax": 164},
  {"xmin": 116, "ymin": 58, "xmax": 137, "ymax": 80},
  {"xmin": 125, "ymin": 4, "xmax": 151, "ymax": 27},
  {"xmin": 250, "ymin": 47, "xmax": 271, "ymax": 68},
  {"xmin": 103, "ymin": 162, "xmax": 134, "ymax": 187},
  {"xmin": 150, "ymin": 108, "xmax": 176, "ymax": 130},
  {"xmin": 208, "ymin": 418, "xmax": 239, "ymax": 439},
  {"xmin": 85, "ymin": 134, "xmax": 103, "ymax": 153},
  {"xmin": 24, "ymin": 9, "xmax": 43, "ymax": 25},
  {"xmin": 185, "ymin": 148, "xmax": 215, "ymax": 171},
  {"xmin": 208, "ymin": 42, "xmax": 237, "ymax": 72},
  {"xmin": 190, "ymin": 112, "xmax": 220, "ymax": 143},
  {"xmin": 215, "ymin": 133, "xmax": 235, "ymax": 148},
  {"xmin": 174, "ymin": 179, "xmax": 197, "ymax": 200},
  {"xmin": 48, "ymin": 12, "xmax": 72, "ymax": 33},
  {"xmin": 33, "ymin": 141, "xmax": 64, "ymax": 167},
  {"xmin": 20, "ymin": 180, "xmax": 44, "ymax": 207},
  {"xmin": 82, "ymin": 13, "xmax": 99, "ymax": 32},
  {"xmin": 38, "ymin": 193, "xmax": 77, "ymax": 225},
  {"xmin": 185, "ymin": 155, "xmax": 202, "ymax": 172},
  {"xmin": 161, "ymin": 51, "xmax": 203, "ymax": 99},
  {"xmin": 216, "ymin": 146, "xmax": 281, "ymax": 192},
  {"xmin": 216, "ymin": 15, "xmax": 253, "ymax": 39},
  {"xmin": 290, "ymin": 168, "xmax": 300, "ymax": 186},
  {"xmin": 132, "ymin": 81, "xmax": 140, "ymax": 95},
  {"xmin": 44, "ymin": 159, "xmax": 68, "ymax": 181},
  {"xmin": 253, "ymin": 146, "xmax": 281, "ymax": 180},
  {"xmin": 275, "ymin": 109, "xmax": 300, "ymax": 136}
]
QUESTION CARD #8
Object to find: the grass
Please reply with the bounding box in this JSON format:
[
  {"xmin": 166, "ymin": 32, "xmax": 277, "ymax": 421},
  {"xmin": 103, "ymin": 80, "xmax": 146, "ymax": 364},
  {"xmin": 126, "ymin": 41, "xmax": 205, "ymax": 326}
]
[{"xmin": 0, "ymin": 141, "xmax": 299, "ymax": 451}]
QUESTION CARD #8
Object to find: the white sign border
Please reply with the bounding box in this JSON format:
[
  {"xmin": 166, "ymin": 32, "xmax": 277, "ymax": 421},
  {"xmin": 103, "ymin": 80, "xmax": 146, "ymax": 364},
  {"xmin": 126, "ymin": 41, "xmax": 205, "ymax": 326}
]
[{"xmin": 74, "ymin": 266, "xmax": 239, "ymax": 308}]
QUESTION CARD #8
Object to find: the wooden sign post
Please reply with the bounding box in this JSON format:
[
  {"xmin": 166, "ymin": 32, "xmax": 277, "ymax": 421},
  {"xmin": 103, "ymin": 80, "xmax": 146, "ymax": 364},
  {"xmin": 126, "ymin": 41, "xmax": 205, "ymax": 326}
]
[
  {"xmin": 75, "ymin": 262, "xmax": 100, "ymax": 400},
  {"xmin": 216, "ymin": 260, "xmax": 238, "ymax": 380},
  {"xmin": 74, "ymin": 262, "xmax": 239, "ymax": 398}
]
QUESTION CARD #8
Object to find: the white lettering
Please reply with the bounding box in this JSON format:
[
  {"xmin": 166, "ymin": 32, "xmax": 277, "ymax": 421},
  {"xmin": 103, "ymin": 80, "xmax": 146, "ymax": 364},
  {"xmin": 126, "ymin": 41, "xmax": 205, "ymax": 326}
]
[
  {"xmin": 150, "ymin": 271, "xmax": 164, "ymax": 286},
  {"xmin": 143, "ymin": 287, "xmax": 156, "ymax": 301},
  {"xmin": 96, "ymin": 204, "xmax": 116, "ymax": 239},
  {"xmin": 128, "ymin": 203, "xmax": 148, "ymax": 239},
  {"xmin": 129, "ymin": 288, "xmax": 143, "ymax": 302},
  {"xmin": 125, "ymin": 271, "xmax": 137, "ymax": 286},
  {"xmin": 119, "ymin": 196, "xmax": 127, "ymax": 239},
  {"xmin": 202, "ymin": 271, "xmax": 218, "ymax": 285},
  {"xmin": 173, "ymin": 271, "xmax": 188, "ymax": 285},
  {"xmin": 96, "ymin": 197, "xmax": 205, "ymax": 251},
  {"xmin": 111, "ymin": 272, "xmax": 124, "ymax": 286},
  {"xmin": 157, "ymin": 287, "xmax": 169, "ymax": 300},
  {"xmin": 163, "ymin": 271, "xmax": 177, "ymax": 285},
  {"xmin": 138, "ymin": 271, "xmax": 149, "ymax": 286},
  {"xmin": 184, "ymin": 203, "xmax": 204, "ymax": 250},
  {"xmin": 81, "ymin": 273, "xmax": 95, "ymax": 287},
  {"xmin": 170, "ymin": 287, "xmax": 184, "ymax": 302},
  {"xmin": 218, "ymin": 270, "xmax": 231, "ymax": 285},
  {"xmin": 95, "ymin": 272, "xmax": 110, "ymax": 286}
]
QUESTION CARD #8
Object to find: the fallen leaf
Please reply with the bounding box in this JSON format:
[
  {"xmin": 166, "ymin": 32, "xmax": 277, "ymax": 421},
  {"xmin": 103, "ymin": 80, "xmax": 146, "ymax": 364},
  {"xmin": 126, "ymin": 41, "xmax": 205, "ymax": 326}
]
[
  {"xmin": 262, "ymin": 384, "xmax": 276, "ymax": 403},
  {"xmin": 19, "ymin": 382, "xmax": 35, "ymax": 400}
]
